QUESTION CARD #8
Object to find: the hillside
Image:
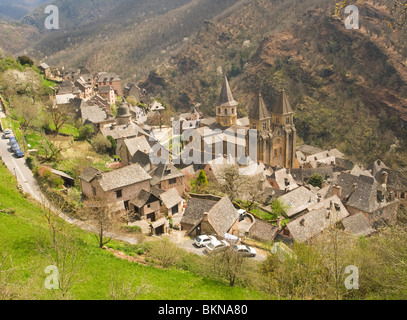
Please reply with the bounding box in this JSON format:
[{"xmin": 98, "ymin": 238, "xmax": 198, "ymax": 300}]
[
  {"xmin": 0, "ymin": 0, "xmax": 49, "ymax": 21},
  {"xmin": 0, "ymin": 161, "xmax": 266, "ymax": 300}
]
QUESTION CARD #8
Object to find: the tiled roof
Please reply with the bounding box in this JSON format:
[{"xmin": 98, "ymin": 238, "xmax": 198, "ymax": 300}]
[
  {"xmin": 150, "ymin": 163, "xmax": 184, "ymax": 186},
  {"xmin": 181, "ymin": 198, "xmax": 217, "ymax": 226},
  {"xmin": 130, "ymin": 189, "xmax": 159, "ymax": 208},
  {"xmin": 79, "ymin": 167, "xmax": 100, "ymax": 183},
  {"xmin": 249, "ymin": 219, "xmax": 279, "ymax": 242},
  {"xmin": 342, "ymin": 213, "xmax": 375, "ymax": 236},
  {"xmin": 287, "ymin": 195, "xmax": 350, "ymax": 242},
  {"xmin": 273, "ymin": 90, "xmax": 293, "ymax": 115},
  {"xmin": 278, "ymin": 186, "xmax": 319, "ymax": 218},
  {"xmin": 207, "ymin": 196, "xmax": 239, "ymax": 236},
  {"xmin": 124, "ymin": 136, "xmax": 152, "ymax": 157},
  {"xmin": 160, "ymin": 188, "xmax": 183, "ymax": 209},
  {"xmin": 97, "ymin": 164, "xmax": 151, "ymax": 191}
]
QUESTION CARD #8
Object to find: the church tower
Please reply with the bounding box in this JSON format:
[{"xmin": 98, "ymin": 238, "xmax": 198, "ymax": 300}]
[
  {"xmin": 270, "ymin": 89, "xmax": 297, "ymax": 169},
  {"xmin": 216, "ymin": 76, "xmax": 238, "ymax": 128}
]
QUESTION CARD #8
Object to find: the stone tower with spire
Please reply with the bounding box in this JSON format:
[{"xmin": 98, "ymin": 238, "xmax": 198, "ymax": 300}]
[
  {"xmin": 248, "ymin": 89, "xmax": 298, "ymax": 169},
  {"xmin": 216, "ymin": 76, "xmax": 238, "ymax": 128}
]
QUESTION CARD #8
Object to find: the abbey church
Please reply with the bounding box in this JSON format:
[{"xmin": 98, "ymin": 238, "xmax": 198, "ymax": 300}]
[{"xmin": 209, "ymin": 76, "xmax": 299, "ymax": 169}]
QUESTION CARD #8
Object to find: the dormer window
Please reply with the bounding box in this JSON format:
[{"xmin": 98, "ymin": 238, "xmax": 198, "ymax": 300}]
[{"xmin": 262, "ymin": 122, "xmax": 267, "ymax": 130}]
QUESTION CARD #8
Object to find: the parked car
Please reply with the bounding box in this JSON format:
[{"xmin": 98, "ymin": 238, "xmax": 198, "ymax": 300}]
[
  {"xmin": 3, "ymin": 129, "xmax": 13, "ymax": 139},
  {"xmin": 203, "ymin": 240, "xmax": 230, "ymax": 255},
  {"xmin": 9, "ymin": 137, "xmax": 19, "ymax": 151},
  {"xmin": 14, "ymin": 148, "xmax": 24, "ymax": 158},
  {"xmin": 232, "ymin": 245, "xmax": 257, "ymax": 257},
  {"xmin": 194, "ymin": 235, "xmax": 217, "ymax": 248}
]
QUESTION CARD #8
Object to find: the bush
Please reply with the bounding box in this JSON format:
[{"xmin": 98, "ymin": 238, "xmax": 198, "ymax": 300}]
[
  {"xmin": 123, "ymin": 225, "xmax": 143, "ymax": 234},
  {"xmin": 90, "ymin": 134, "xmax": 112, "ymax": 154},
  {"xmin": 78, "ymin": 124, "xmax": 94, "ymax": 140}
]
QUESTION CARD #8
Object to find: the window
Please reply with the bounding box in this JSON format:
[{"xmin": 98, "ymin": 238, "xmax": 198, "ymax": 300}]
[
  {"xmin": 262, "ymin": 122, "xmax": 267, "ymax": 130},
  {"xmin": 232, "ymin": 108, "xmax": 235, "ymax": 114},
  {"xmin": 286, "ymin": 117, "xmax": 290, "ymax": 124},
  {"xmin": 115, "ymin": 190, "xmax": 123, "ymax": 199},
  {"xmin": 224, "ymin": 109, "xmax": 228, "ymax": 115},
  {"xmin": 275, "ymin": 117, "xmax": 280, "ymax": 124},
  {"xmin": 169, "ymin": 178, "xmax": 177, "ymax": 185},
  {"xmin": 252, "ymin": 124, "xmax": 257, "ymax": 129},
  {"xmin": 92, "ymin": 186, "xmax": 97, "ymax": 196},
  {"xmin": 218, "ymin": 108, "xmax": 221, "ymax": 114}
]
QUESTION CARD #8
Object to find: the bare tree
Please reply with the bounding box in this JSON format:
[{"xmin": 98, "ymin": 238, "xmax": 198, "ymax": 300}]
[
  {"xmin": 82, "ymin": 198, "xmax": 116, "ymax": 248},
  {"xmin": 41, "ymin": 233, "xmax": 85, "ymax": 299},
  {"xmin": 109, "ymin": 273, "xmax": 151, "ymax": 300},
  {"xmin": 11, "ymin": 96, "xmax": 39, "ymax": 133},
  {"xmin": 49, "ymin": 105, "xmax": 70, "ymax": 135},
  {"xmin": 217, "ymin": 165, "xmax": 247, "ymax": 202}
]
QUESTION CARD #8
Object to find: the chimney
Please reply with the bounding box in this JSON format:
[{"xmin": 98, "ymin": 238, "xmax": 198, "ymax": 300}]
[
  {"xmin": 377, "ymin": 160, "xmax": 381, "ymax": 166},
  {"xmin": 96, "ymin": 172, "xmax": 103, "ymax": 180},
  {"xmin": 332, "ymin": 184, "xmax": 342, "ymax": 199},
  {"xmin": 277, "ymin": 216, "xmax": 282, "ymax": 229},
  {"xmin": 203, "ymin": 212, "xmax": 209, "ymax": 222},
  {"xmin": 381, "ymin": 171, "xmax": 388, "ymax": 186},
  {"xmin": 284, "ymin": 178, "xmax": 290, "ymax": 186}
]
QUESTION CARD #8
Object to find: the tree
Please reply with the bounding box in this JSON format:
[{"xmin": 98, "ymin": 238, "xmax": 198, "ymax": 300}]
[
  {"xmin": 17, "ymin": 56, "xmax": 34, "ymax": 67},
  {"xmin": 107, "ymin": 135, "xmax": 117, "ymax": 156},
  {"xmin": 109, "ymin": 273, "xmax": 151, "ymax": 300},
  {"xmin": 78, "ymin": 124, "xmax": 94, "ymax": 140},
  {"xmin": 191, "ymin": 170, "xmax": 208, "ymax": 193},
  {"xmin": 11, "ymin": 96, "xmax": 39, "ymax": 133},
  {"xmin": 308, "ymin": 173, "xmax": 324, "ymax": 188},
  {"xmin": 49, "ymin": 105, "xmax": 70, "ymax": 135},
  {"xmin": 218, "ymin": 165, "xmax": 247, "ymax": 202},
  {"xmin": 82, "ymin": 198, "xmax": 116, "ymax": 248},
  {"xmin": 270, "ymin": 199, "xmax": 289, "ymax": 219},
  {"xmin": 90, "ymin": 134, "xmax": 112, "ymax": 154}
]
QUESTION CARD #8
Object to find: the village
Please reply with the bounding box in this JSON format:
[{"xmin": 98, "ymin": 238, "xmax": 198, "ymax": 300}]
[{"xmin": 2, "ymin": 62, "xmax": 406, "ymax": 262}]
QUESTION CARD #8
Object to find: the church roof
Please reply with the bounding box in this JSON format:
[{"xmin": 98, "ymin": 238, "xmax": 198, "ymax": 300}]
[
  {"xmin": 273, "ymin": 90, "xmax": 293, "ymax": 115},
  {"xmin": 218, "ymin": 76, "xmax": 238, "ymax": 107},
  {"xmin": 249, "ymin": 92, "xmax": 270, "ymax": 120}
]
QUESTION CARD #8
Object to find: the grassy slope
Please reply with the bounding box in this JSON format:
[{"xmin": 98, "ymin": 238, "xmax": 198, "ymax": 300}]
[{"xmin": 0, "ymin": 162, "xmax": 266, "ymax": 300}]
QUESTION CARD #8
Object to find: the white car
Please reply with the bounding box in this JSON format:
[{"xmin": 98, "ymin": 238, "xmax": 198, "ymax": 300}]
[
  {"xmin": 194, "ymin": 235, "xmax": 217, "ymax": 248},
  {"xmin": 3, "ymin": 129, "xmax": 13, "ymax": 139},
  {"xmin": 232, "ymin": 245, "xmax": 257, "ymax": 257},
  {"xmin": 203, "ymin": 240, "xmax": 230, "ymax": 254}
]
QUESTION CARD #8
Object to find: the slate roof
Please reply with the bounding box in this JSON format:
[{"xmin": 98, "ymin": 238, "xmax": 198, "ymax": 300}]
[
  {"xmin": 291, "ymin": 166, "xmax": 334, "ymax": 185},
  {"xmin": 207, "ymin": 196, "xmax": 239, "ymax": 236},
  {"xmin": 271, "ymin": 168, "xmax": 299, "ymax": 191},
  {"xmin": 273, "ymin": 90, "xmax": 293, "ymax": 115},
  {"xmin": 368, "ymin": 159, "xmax": 389, "ymax": 177},
  {"xmin": 79, "ymin": 167, "xmax": 100, "ymax": 183},
  {"xmin": 81, "ymin": 105, "xmax": 111, "ymax": 124},
  {"xmin": 249, "ymin": 92, "xmax": 270, "ymax": 121},
  {"xmin": 248, "ymin": 219, "xmax": 279, "ymax": 242},
  {"xmin": 130, "ymin": 189, "xmax": 159, "ymax": 208},
  {"xmin": 278, "ymin": 186, "xmax": 319, "ymax": 218},
  {"xmin": 346, "ymin": 175, "xmax": 387, "ymax": 213},
  {"xmin": 342, "ymin": 213, "xmax": 375, "ymax": 236},
  {"xmin": 97, "ymin": 72, "xmax": 121, "ymax": 82},
  {"xmin": 181, "ymin": 198, "xmax": 218, "ymax": 226},
  {"xmin": 100, "ymin": 123, "xmax": 148, "ymax": 140},
  {"xmin": 124, "ymin": 136, "xmax": 152, "ymax": 157},
  {"xmin": 375, "ymin": 168, "xmax": 407, "ymax": 191},
  {"xmin": 296, "ymin": 145, "xmax": 324, "ymax": 156},
  {"xmin": 218, "ymin": 76, "xmax": 238, "ymax": 107},
  {"xmin": 160, "ymin": 188, "xmax": 183, "ymax": 209},
  {"xmin": 286, "ymin": 195, "xmax": 350, "ymax": 242},
  {"xmin": 97, "ymin": 164, "xmax": 151, "ymax": 191},
  {"xmin": 150, "ymin": 163, "xmax": 184, "ymax": 186},
  {"xmin": 131, "ymin": 150, "xmax": 151, "ymax": 171}
]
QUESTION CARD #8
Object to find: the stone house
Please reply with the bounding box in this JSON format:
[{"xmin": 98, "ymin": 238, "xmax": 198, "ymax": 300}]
[
  {"xmin": 150, "ymin": 163, "xmax": 185, "ymax": 196},
  {"xmin": 99, "ymin": 85, "xmax": 116, "ymax": 104},
  {"xmin": 181, "ymin": 196, "xmax": 239, "ymax": 238},
  {"xmin": 119, "ymin": 135, "xmax": 152, "ymax": 166},
  {"xmin": 79, "ymin": 164, "xmax": 152, "ymax": 211},
  {"xmin": 97, "ymin": 72, "xmax": 123, "ymax": 96},
  {"xmin": 38, "ymin": 63, "xmax": 51, "ymax": 77}
]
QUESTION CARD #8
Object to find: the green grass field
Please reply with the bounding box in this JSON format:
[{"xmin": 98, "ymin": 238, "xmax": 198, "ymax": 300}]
[{"xmin": 0, "ymin": 162, "xmax": 266, "ymax": 300}]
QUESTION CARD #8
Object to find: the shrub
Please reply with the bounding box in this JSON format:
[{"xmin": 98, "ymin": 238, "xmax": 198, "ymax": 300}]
[
  {"xmin": 78, "ymin": 124, "xmax": 94, "ymax": 140},
  {"xmin": 90, "ymin": 134, "xmax": 112, "ymax": 154}
]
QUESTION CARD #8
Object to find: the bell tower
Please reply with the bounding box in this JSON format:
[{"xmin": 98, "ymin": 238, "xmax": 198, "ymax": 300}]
[{"xmin": 216, "ymin": 76, "xmax": 238, "ymax": 128}]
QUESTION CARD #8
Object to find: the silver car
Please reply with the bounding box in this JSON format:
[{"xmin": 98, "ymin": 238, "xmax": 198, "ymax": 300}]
[
  {"xmin": 3, "ymin": 129, "xmax": 13, "ymax": 139},
  {"xmin": 232, "ymin": 245, "xmax": 257, "ymax": 257},
  {"xmin": 194, "ymin": 235, "xmax": 217, "ymax": 248}
]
